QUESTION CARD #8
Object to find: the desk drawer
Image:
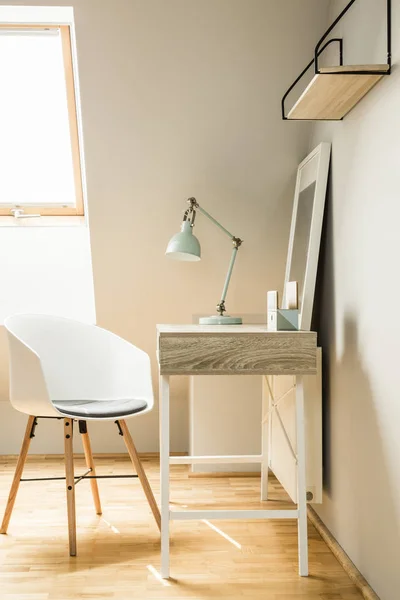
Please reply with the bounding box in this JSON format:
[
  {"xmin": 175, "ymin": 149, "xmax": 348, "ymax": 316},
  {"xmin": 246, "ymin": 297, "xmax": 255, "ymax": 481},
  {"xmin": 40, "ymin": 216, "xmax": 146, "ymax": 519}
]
[{"xmin": 158, "ymin": 330, "xmax": 317, "ymax": 376}]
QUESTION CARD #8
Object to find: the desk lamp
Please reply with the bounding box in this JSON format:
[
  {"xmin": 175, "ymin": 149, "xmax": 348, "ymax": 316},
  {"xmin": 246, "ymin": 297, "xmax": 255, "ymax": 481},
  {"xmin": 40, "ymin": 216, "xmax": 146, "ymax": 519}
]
[{"xmin": 166, "ymin": 197, "xmax": 243, "ymax": 325}]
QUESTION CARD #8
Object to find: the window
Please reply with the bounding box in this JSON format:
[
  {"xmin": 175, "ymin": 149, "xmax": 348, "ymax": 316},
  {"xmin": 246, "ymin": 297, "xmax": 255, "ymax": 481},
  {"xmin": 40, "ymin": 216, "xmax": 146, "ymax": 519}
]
[{"xmin": 0, "ymin": 25, "xmax": 84, "ymax": 216}]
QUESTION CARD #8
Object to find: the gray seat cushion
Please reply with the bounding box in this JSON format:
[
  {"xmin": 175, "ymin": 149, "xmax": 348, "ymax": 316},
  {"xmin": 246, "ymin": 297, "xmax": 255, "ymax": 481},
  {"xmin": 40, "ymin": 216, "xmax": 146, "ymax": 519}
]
[{"xmin": 53, "ymin": 398, "xmax": 148, "ymax": 419}]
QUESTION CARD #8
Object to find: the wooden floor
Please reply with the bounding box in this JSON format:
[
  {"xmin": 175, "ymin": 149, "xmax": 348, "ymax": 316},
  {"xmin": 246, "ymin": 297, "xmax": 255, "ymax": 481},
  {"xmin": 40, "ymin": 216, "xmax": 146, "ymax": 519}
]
[{"xmin": 0, "ymin": 455, "xmax": 363, "ymax": 600}]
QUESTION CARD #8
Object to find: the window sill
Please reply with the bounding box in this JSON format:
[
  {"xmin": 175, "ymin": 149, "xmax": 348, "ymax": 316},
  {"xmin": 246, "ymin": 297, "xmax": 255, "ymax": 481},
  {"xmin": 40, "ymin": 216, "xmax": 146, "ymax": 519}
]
[{"xmin": 0, "ymin": 216, "xmax": 85, "ymax": 227}]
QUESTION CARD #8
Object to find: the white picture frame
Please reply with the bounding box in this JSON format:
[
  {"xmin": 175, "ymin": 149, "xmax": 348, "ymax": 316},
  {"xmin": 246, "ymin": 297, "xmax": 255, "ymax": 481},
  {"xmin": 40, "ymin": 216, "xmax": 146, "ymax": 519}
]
[{"xmin": 283, "ymin": 142, "xmax": 331, "ymax": 330}]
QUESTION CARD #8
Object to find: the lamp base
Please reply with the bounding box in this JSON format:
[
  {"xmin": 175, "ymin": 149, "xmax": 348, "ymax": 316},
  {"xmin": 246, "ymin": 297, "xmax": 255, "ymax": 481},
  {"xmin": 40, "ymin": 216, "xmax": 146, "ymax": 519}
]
[{"xmin": 199, "ymin": 315, "xmax": 243, "ymax": 325}]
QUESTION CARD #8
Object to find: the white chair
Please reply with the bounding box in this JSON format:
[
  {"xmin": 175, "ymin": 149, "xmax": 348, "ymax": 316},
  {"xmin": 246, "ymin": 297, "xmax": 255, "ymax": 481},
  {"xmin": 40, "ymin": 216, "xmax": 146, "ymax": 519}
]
[{"xmin": 0, "ymin": 314, "xmax": 160, "ymax": 556}]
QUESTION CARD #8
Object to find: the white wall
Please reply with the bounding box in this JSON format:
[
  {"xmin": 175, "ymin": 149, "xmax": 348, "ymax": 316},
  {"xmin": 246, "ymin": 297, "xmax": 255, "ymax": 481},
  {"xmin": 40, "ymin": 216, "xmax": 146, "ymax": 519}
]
[
  {"xmin": 0, "ymin": 225, "xmax": 96, "ymax": 454},
  {"xmin": 0, "ymin": 1, "xmax": 96, "ymax": 454},
  {"xmin": 81, "ymin": 0, "xmax": 330, "ymax": 454},
  {"xmin": 0, "ymin": 227, "xmax": 95, "ymax": 324},
  {"xmin": 0, "ymin": 0, "xmax": 329, "ymax": 454},
  {"xmin": 311, "ymin": 1, "xmax": 400, "ymax": 598}
]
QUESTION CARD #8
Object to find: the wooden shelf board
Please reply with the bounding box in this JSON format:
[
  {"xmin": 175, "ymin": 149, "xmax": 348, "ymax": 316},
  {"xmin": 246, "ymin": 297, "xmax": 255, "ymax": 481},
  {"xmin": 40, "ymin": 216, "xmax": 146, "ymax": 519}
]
[{"xmin": 287, "ymin": 64, "xmax": 389, "ymax": 121}]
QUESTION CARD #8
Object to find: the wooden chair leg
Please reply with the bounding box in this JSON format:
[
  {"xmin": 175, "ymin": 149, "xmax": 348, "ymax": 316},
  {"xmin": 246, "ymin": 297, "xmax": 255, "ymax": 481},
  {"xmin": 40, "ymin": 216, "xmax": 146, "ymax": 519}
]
[
  {"xmin": 118, "ymin": 419, "xmax": 161, "ymax": 531},
  {"xmin": 79, "ymin": 421, "xmax": 102, "ymax": 515},
  {"xmin": 1, "ymin": 415, "xmax": 36, "ymax": 534},
  {"xmin": 64, "ymin": 418, "xmax": 77, "ymax": 556}
]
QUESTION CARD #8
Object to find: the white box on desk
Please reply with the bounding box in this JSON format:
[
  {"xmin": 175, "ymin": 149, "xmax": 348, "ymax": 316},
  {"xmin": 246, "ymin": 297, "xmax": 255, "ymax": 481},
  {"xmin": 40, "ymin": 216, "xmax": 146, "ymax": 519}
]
[{"xmin": 268, "ymin": 309, "xmax": 299, "ymax": 331}]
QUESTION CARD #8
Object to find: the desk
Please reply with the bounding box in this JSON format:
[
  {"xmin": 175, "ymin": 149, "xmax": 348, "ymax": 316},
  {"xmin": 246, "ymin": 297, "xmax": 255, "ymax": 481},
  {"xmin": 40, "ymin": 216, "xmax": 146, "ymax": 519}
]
[{"xmin": 157, "ymin": 324, "xmax": 317, "ymax": 578}]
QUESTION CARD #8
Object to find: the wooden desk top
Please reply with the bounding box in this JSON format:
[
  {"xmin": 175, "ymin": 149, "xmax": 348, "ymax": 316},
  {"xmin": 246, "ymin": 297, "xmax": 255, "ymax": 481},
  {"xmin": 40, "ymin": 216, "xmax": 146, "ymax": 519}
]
[{"xmin": 157, "ymin": 324, "xmax": 317, "ymax": 376}]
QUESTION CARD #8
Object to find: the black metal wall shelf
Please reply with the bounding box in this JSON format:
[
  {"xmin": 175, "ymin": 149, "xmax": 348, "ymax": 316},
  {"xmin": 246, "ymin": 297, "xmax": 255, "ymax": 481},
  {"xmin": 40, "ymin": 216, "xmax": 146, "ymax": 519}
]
[{"xmin": 282, "ymin": 0, "xmax": 391, "ymax": 121}]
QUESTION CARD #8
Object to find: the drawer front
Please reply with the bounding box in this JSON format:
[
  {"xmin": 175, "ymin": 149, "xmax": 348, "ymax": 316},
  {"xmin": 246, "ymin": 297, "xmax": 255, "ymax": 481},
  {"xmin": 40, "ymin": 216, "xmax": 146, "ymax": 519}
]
[{"xmin": 158, "ymin": 332, "xmax": 317, "ymax": 376}]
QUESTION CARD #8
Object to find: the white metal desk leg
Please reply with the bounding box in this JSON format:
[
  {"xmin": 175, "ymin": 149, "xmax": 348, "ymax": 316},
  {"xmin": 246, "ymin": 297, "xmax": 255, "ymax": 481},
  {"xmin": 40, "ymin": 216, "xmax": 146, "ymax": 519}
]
[
  {"xmin": 296, "ymin": 375, "xmax": 308, "ymax": 576},
  {"xmin": 260, "ymin": 376, "xmax": 270, "ymax": 500},
  {"xmin": 160, "ymin": 375, "xmax": 170, "ymax": 579}
]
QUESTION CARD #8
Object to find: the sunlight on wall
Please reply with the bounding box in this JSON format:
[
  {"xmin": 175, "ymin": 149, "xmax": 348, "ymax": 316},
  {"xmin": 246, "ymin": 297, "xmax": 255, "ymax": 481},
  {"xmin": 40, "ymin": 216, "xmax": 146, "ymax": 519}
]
[{"xmin": 0, "ymin": 226, "xmax": 96, "ymax": 324}]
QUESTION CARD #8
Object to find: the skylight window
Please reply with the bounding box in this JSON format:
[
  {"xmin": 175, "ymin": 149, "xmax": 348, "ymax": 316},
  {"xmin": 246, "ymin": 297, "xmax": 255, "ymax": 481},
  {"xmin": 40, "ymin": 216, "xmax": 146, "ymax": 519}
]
[{"xmin": 0, "ymin": 25, "xmax": 84, "ymax": 216}]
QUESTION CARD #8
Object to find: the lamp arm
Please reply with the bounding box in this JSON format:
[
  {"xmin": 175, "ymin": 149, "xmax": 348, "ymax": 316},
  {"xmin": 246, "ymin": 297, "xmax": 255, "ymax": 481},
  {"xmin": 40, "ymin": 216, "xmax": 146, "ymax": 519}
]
[
  {"xmin": 187, "ymin": 197, "xmax": 242, "ymax": 245},
  {"xmin": 196, "ymin": 204, "xmax": 235, "ymax": 240},
  {"xmin": 186, "ymin": 197, "xmax": 243, "ymax": 317},
  {"xmin": 217, "ymin": 246, "xmax": 239, "ymax": 316}
]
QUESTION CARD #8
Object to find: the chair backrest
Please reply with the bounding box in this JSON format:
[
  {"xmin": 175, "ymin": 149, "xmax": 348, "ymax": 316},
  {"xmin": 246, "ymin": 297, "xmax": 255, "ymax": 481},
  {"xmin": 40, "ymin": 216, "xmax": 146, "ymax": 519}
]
[{"xmin": 5, "ymin": 314, "xmax": 154, "ymax": 416}]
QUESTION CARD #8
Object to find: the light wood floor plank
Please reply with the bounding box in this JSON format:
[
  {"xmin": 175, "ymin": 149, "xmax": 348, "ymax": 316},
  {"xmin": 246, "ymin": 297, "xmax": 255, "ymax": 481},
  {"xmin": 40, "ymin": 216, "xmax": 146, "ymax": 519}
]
[{"xmin": 0, "ymin": 456, "xmax": 363, "ymax": 599}]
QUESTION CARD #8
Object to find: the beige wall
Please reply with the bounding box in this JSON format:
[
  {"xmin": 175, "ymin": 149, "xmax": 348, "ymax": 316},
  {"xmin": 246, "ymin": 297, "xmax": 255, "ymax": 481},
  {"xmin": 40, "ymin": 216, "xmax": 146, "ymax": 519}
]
[
  {"xmin": 311, "ymin": 1, "xmax": 400, "ymax": 598},
  {"xmin": 0, "ymin": 0, "xmax": 329, "ymax": 454}
]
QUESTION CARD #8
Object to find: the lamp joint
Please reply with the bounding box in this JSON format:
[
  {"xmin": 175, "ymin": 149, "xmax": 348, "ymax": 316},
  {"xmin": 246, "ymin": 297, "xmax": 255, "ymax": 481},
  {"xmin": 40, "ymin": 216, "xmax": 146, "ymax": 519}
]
[
  {"xmin": 187, "ymin": 197, "xmax": 199, "ymax": 210},
  {"xmin": 183, "ymin": 198, "xmax": 198, "ymax": 227},
  {"xmin": 232, "ymin": 236, "xmax": 243, "ymax": 249},
  {"xmin": 216, "ymin": 300, "xmax": 226, "ymax": 316}
]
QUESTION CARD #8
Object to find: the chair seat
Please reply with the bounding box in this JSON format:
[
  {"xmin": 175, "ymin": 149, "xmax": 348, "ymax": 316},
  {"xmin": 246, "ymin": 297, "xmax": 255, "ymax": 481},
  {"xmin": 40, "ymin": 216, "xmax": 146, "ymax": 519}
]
[{"xmin": 53, "ymin": 398, "xmax": 148, "ymax": 419}]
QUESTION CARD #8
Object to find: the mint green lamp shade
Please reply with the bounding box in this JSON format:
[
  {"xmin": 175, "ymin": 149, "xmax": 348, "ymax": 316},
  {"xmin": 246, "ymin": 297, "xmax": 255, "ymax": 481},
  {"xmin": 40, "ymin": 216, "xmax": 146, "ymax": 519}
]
[{"xmin": 165, "ymin": 221, "xmax": 201, "ymax": 261}]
